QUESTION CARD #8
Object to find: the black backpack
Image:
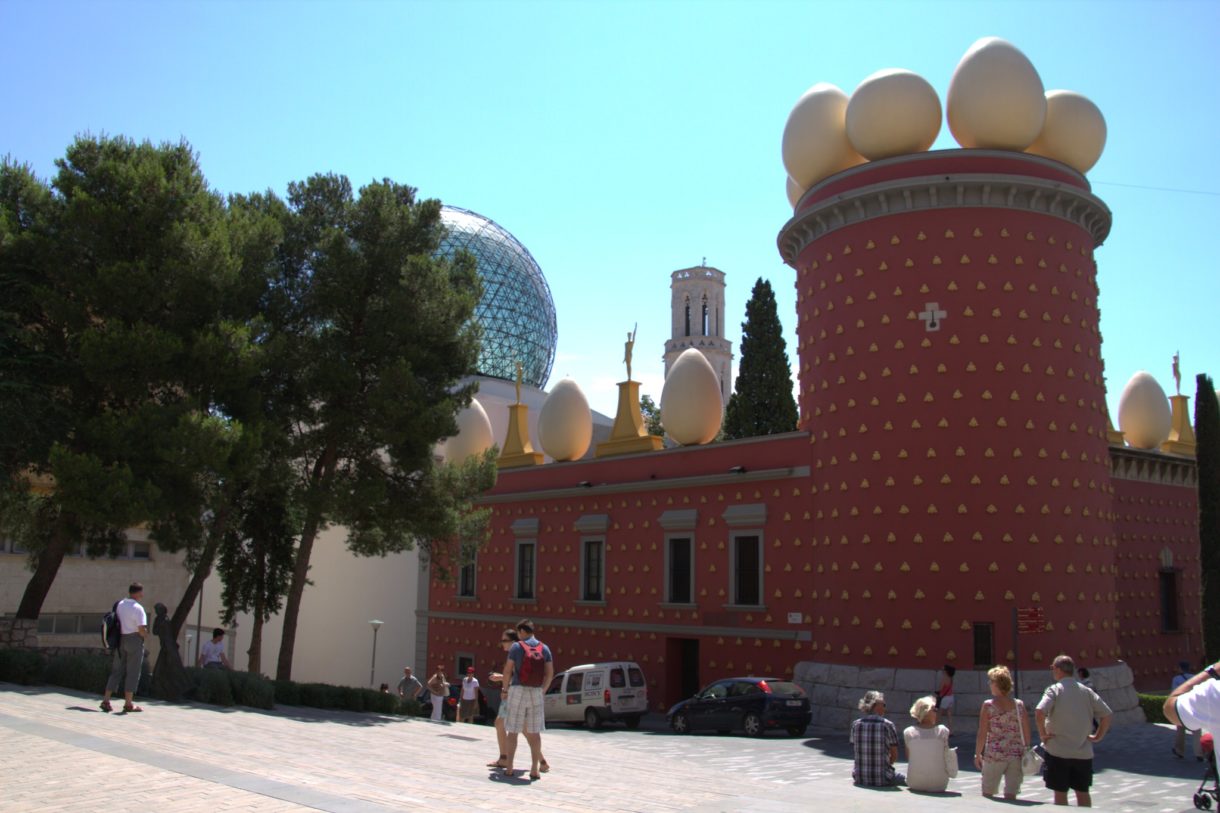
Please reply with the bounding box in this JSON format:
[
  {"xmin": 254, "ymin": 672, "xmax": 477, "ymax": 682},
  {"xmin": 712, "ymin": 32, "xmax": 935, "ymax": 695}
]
[{"xmin": 101, "ymin": 601, "xmax": 121, "ymax": 651}]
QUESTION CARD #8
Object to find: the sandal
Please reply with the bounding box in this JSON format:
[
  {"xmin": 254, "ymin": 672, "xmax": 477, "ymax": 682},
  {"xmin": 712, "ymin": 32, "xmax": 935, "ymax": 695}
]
[
  {"xmin": 539, "ymin": 761, "xmax": 550, "ymax": 773},
  {"xmin": 501, "ymin": 767, "xmax": 514, "ymax": 778},
  {"xmin": 99, "ymin": 700, "xmax": 112, "ymax": 713},
  {"xmin": 529, "ymin": 771, "xmax": 541, "ymax": 781},
  {"xmin": 122, "ymin": 705, "xmax": 143, "ymax": 713},
  {"xmin": 487, "ymin": 758, "xmax": 507, "ymax": 768}
]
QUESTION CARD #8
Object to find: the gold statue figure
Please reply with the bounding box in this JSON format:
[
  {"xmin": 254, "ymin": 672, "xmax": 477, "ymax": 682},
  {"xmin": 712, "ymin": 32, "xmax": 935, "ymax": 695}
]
[{"xmin": 624, "ymin": 323, "xmax": 637, "ymax": 381}]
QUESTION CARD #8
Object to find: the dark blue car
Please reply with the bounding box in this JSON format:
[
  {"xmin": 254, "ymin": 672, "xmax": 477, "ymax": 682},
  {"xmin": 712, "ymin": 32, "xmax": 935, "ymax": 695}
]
[{"xmin": 667, "ymin": 677, "xmax": 811, "ymax": 737}]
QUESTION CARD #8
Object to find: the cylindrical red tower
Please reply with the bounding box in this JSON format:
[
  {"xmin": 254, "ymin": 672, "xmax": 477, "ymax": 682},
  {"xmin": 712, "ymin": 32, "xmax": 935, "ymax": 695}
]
[{"xmin": 778, "ymin": 150, "xmax": 1117, "ymax": 670}]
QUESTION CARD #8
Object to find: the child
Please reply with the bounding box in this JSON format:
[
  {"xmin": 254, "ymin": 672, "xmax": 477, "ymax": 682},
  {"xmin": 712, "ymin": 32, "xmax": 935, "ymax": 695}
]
[{"xmin": 937, "ymin": 664, "xmax": 957, "ymax": 731}]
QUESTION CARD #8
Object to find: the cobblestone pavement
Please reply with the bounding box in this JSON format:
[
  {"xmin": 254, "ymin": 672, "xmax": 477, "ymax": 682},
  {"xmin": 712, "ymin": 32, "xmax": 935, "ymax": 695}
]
[{"xmin": 0, "ymin": 684, "xmax": 1211, "ymax": 812}]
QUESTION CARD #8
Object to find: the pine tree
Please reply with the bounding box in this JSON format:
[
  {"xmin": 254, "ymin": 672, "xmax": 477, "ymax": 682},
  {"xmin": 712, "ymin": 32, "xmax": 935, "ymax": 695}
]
[
  {"xmin": 723, "ymin": 278, "xmax": 797, "ymax": 439},
  {"xmin": 1196, "ymin": 374, "xmax": 1220, "ymax": 661}
]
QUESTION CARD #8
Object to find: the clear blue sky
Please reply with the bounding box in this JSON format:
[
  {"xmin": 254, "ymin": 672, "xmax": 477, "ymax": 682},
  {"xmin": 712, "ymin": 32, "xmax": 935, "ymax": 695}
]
[{"xmin": 3, "ymin": 0, "xmax": 1217, "ymax": 420}]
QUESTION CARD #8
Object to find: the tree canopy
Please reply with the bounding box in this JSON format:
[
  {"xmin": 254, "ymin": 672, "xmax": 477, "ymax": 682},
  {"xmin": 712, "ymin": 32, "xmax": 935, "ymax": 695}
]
[
  {"xmin": 1, "ymin": 140, "xmax": 498, "ymax": 681},
  {"xmin": 1196, "ymin": 374, "xmax": 1220, "ymax": 661},
  {"xmin": 723, "ymin": 278, "xmax": 797, "ymax": 439}
]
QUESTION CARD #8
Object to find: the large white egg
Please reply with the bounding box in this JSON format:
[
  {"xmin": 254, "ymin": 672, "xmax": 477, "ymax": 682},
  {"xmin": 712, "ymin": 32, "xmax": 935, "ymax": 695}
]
[
  {"xmin": 947, "ymin": 37, "xmax": 1046, "ymax": 150},
  {"xmin": 781, "ymin": 82, "xmax": 866, "ymax": 189},
  {"xmin": 538, "ymin": 378, "xmax": 592, "ymax": 461},
  {"xmin": 1025, "ymin": 90, "xmax": 1107, "ymax": 174},
  {"xmin": 846, "ymin": 68, "xmax": 942, "ymax": 160},
  {"xmin": 786, "ymin": 175, "xmax": 806, "ymax": 209},
  {"xmin": 1117, "ymin": 372, "xmax": 1172, "ymax": 450},
  {"xmin": 660, "ymin": 349, "xmax": 723, "ymax": 446},
  {"xmin": 437, "ymin": 398, "xmax": 494, "ymax": 463}
]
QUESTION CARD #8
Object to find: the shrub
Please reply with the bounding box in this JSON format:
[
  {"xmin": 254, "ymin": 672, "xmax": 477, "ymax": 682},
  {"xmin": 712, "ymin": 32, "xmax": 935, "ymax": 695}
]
[
  {"xmin": 398, "ymin": 697, "xmax": 424, "ymax": 717},
  {"xmin": 273, "ymin": 678, "xmax": 300, "ymax": 706},
  {"xmin": 362, "ymin": 688, "xmax": 398, "ymax": 714},
  {"xmin": 43, "ymin": 652, "xmax": 111, "ymax": 693},
  {"xmin": 193, "ymin": 667, "xmax": 235, "ymax": 706},
  {"xmin": 1139, "ymin": 693, "xmax": 1168, "ymax": 724},
  {"xmin": 0, "ymin": 648, "xmax": 45, "ymax": 684},
  {"xmin": 227, "ymin": 670, "xmax": 275, "ymax": 710}
]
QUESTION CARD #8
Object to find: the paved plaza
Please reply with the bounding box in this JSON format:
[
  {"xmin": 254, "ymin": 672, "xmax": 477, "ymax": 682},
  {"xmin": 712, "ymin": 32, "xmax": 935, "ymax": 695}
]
[{"xmin": 0, "ymin": 683, "xmax": 1211, "ymax": 812}]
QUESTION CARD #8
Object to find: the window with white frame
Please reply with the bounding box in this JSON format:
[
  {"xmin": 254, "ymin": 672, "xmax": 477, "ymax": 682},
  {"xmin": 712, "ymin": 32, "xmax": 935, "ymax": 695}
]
[
  {"xmin": 458, "ymin": 556, "xmax": 476, "ymax": 598},
  {"xmin": 581, "ymin": 538, "xmax": 604, "ymax": 601},
  {"xmin": 666, "ymin": 536, "xmax": 694, "ymax": 604},
  {"xmin": 721, "ymin": 502, "xmax": 766, "ymax": 608},
  {"xmin": 511, "ymin": 517, "xmax": 539, "ymax": 601}
]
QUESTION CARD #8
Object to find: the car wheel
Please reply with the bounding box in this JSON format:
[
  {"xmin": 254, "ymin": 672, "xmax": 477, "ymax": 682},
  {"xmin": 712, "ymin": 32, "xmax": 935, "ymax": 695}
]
[
  {"xmin": 787, "ymin": 726, "xmax": 805, "ymax": 737},
  {"xmin": 585, "ymin": 707, "xmax": 603, "ymax": 730},
  {"xmin": 624, "ymin": 715, "xmax": 641, "ymax": 730},
  {"xmin": 671, "ymin": 712, "xmax": 690, "ymax": 734},
  {"xmin": 743, "ymin": 712, "xmax": 764, "ymax": 737}
]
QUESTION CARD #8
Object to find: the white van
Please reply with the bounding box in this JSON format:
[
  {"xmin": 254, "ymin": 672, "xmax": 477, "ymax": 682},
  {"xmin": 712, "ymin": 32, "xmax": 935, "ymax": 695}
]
[{"xmin": 543, "ymin": 661, "xmax": 648, "ymax": 729}]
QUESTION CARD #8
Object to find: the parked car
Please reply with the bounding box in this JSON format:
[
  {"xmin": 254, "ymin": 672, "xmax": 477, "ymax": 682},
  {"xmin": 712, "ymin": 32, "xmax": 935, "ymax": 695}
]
[
  {"xmin": 543, "ymin": 661, "xmax": 648, "ymax": 729},
  {"xmin": 667, "ymin": 677, "xmax": 811, "ymax": 737}
]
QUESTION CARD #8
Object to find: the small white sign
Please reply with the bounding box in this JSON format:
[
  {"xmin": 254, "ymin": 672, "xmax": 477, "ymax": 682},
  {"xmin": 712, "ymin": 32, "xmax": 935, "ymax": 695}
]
[{"xmin": 787, "ymin": 612, "xmax": 802, "ymax": 624}]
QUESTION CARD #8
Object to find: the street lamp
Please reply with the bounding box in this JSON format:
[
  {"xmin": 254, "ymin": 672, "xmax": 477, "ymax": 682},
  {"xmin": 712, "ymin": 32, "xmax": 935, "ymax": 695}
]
[{"xmin": 368, "ymin": 619, "xmax": 383, "ymax": 688}]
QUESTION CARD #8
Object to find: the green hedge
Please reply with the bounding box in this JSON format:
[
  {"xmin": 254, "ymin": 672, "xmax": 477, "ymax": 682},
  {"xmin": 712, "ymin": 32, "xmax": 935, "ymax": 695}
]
[
  {"xmin": 2, "ymin": 648, "xmax": 402, "ymax": 717},
  {"xmin": 0, "ymin": 648, "xmax": 45, "ymax": 684},
  {"xmin": 1139, "ymin": 693, "xmax": 1169, "ymax": 724},
  {"xmin": 42, "ymin": 652, "xmax": 111, "ymax": 693}
]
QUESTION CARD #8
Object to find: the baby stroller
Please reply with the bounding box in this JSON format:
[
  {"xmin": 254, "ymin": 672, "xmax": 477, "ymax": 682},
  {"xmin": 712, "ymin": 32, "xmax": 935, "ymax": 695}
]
[{"xmin": 1194, "ymin": 733, "xmax": 1218, "ymax": 810}]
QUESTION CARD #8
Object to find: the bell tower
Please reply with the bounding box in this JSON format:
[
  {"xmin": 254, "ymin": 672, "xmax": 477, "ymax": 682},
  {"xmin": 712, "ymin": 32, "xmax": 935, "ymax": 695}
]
[{"xmin": 664, "ymin": 264, "xmax": 734, "ymax": 405}]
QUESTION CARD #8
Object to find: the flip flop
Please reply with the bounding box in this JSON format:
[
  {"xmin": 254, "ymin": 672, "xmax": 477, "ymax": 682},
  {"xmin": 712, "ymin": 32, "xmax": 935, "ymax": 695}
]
[
  {"xmin": 539, "ymin": 761, "xmax": 550, "ymax": 773},
  {"xmin": 487, "ymin": 759, "xmax": 507, "ymax": 768},
  {"xmin": 99, "ymin": 700, "xmax": 112, "ymax": 713},
  {"xmin": 122, "ymin": 705, "xmax": 144, "ymax": 713},
  {"xmin": 529, "ymin": 771, "xmax": 541, "ymax": 781}
]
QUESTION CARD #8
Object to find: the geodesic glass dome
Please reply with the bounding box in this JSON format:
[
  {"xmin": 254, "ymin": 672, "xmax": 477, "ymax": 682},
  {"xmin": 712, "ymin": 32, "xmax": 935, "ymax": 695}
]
[{"xmin": 436, "ymin": 206, "xmax": 557, "ymax": 389}]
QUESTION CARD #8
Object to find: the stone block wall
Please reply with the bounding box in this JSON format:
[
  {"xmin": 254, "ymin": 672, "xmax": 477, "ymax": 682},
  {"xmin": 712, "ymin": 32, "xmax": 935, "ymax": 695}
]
[
  {"xmin": 795, "ymin": 659, "xmax": 1145, "ymax": 735},
  {"xmin": 0, "ymin": 618, "xmax": 38, "ymax": 649}
]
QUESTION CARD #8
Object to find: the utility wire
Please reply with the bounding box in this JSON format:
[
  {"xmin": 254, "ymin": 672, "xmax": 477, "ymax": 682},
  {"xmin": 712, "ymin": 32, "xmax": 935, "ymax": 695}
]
[{"xmin": 1092, "ymin": 180, "xmax": 1220, "ymax": 198}]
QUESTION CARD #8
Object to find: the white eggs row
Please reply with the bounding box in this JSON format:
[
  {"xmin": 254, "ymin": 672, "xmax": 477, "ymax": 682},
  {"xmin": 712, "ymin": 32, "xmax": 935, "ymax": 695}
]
[
  {"xmin": 440, "ymin": 349, "xmax": 727, "ymax": 465},
  {"xmin": 783, "ymin": 37, "xmax": 1108, "ymax": 206}
]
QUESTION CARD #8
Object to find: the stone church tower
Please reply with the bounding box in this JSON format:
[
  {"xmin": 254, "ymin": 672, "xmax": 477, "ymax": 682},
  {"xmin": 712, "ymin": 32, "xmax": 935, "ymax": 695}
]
[{"xmin": 663, "ymin": 265, "xmax": 734, "ymax": 405}]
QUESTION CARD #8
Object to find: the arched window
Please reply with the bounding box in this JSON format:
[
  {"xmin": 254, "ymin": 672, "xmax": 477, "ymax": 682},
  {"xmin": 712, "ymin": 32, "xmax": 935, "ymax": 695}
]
[
  {"xmin": 684, "ymin": 297, "xmax": 691, "ymax": 337},
  {"xmin": 701, "ymin": 295, "xmax": 709, "ymax": 336}
]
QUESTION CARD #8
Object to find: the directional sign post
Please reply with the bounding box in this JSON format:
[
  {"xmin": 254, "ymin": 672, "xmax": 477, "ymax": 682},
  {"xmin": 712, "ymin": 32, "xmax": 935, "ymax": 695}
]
[{"xmin": 1012, "ymin": 607, "xmax": 1046, "ymax": 701}]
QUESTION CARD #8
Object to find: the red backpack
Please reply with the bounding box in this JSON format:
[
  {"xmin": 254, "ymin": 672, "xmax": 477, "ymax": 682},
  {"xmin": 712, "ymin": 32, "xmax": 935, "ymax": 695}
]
[{"xmin": 517, "ymin": 641, "xmax": 547, "ymax": 687}]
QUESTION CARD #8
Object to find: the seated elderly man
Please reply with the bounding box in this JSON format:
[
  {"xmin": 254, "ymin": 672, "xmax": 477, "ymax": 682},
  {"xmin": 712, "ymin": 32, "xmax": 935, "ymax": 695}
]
[
  {"xmin": 1165, "ymin": 660, "xmax": 1220, "ymax": 735},
  {"xmin": 851, "ymin": 690, "xmax": 906, "ymax": 787}
]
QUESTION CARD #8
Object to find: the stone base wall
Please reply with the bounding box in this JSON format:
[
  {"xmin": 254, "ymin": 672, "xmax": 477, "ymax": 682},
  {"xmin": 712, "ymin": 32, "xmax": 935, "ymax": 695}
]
[
  {"xmin": 0, "ymin": 618, "xmax": 38, "ymax": 649},
  {"xmin": 794, "ymin": 660, "xmax": 1145, "ymax": 734}
]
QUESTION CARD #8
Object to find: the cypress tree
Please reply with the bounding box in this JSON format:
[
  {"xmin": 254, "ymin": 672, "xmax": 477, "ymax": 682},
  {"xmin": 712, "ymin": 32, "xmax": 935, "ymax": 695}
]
[
  {"xmin": 723, "ymin": 278, "xmax": 797, "ymax": 439},
  {"xmin": 1196, "ymin": 374, "xmax": 1220, "ymax": 661}
]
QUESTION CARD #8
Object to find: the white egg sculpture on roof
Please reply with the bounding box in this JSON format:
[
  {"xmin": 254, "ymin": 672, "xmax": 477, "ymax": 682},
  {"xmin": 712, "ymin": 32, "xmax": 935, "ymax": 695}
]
[
  {"xmin": 781, "ymin": 82, "xmax": 866, "ymax": 189},
  {"xmin": 437, "ymin": 398, "xmax": 494, "ymax": 463},
  {"xmin": 1025, "ymin": 90, "xmax": 1107, "ymax": 174},
  {"xmin": 786, "ymin": 176, "xmax": 806, "ymax": 210},
  {"xmin": 661, "ymin": 349, "xmax": 723, "ymax": 446},
  {"xmin": 947, "ymin": 37, "xmax": 1046, "ymax": 150},
  {"xmin": 1117, "ymin": 371, "xmax": 1172, "ymax": 450},
  {"xmin": 846, "ymin": 69, "xmax": 942, "ymax": 160},
  {"xmin": 538, "ymin": 378, "xmax": 592, "ymax": 462}
]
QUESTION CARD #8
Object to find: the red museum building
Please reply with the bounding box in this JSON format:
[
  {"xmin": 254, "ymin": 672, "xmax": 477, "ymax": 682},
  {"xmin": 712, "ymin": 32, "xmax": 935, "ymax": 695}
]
[{"xmin": 424, "ymin": 150, "xmax": 1200, "ymax": 730}]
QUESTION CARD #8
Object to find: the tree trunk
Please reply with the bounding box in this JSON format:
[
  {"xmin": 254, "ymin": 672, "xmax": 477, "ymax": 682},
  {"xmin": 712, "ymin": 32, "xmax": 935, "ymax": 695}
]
[
  {"xmin": 275, "ymin": 448, "xmax": 336, "ymax": 682},
  {"xmin": 247, "ymin": 613, "xmax": 264, "ymax": 675},
  {"xmin": 169, "ymin": 506, "xmax": 228, "ymax": 639},
  {"xmin": 15, "ymin": 518, "xmax": 73, "ymax": 619}
]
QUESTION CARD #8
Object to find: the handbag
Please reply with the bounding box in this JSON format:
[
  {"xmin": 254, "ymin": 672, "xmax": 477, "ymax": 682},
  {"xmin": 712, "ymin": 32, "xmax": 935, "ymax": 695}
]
[
  {"xmin": 944, "ymin": 743, "xmax": 959, "ymax": 778},
  {"xmin": 1017, "ymin": 700, "xmax": 1044, "ymax": 776}
]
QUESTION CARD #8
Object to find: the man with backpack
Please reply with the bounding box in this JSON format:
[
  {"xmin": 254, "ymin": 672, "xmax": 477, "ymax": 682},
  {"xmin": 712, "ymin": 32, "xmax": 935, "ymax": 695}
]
[
  {"xmin": 101, "ymin": 582, "xmax": 148, "ymax": 713},
  {"xmin": 499, "ymin": 618, "xmax": 553, "ymax": 780}
]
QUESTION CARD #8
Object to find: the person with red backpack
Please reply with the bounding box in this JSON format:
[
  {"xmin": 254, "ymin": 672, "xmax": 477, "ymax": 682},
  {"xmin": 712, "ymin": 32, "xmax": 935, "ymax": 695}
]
[{"xmin": 499, "ymin": 618, "xmax": 553, "ymax": 781}]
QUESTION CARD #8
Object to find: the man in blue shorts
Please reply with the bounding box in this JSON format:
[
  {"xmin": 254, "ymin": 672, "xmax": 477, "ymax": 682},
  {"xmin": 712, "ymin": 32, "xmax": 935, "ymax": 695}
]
[{"xmin": 1036, "ymin": 654, "xmax": 1112, "ymax": 807}]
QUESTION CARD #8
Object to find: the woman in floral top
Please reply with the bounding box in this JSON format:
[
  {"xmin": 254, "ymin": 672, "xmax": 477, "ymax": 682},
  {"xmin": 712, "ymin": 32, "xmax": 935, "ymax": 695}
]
[{"xmin": 973, "ymin": 665, "xmax": 1032, "ymax": 799}]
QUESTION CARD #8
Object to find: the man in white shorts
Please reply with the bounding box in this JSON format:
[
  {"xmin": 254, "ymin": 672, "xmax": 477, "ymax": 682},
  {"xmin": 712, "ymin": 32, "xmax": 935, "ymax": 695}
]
[{"xmin": 500, "ymin": 619, "xmax": 553, "ymax": 780}]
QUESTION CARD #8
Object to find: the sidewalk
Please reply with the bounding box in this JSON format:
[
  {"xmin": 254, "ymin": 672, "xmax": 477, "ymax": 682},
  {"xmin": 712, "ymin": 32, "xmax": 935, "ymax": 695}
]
[{"xmin": 0, "ymin": 683, "xmax": 1207, "ymax": 812}]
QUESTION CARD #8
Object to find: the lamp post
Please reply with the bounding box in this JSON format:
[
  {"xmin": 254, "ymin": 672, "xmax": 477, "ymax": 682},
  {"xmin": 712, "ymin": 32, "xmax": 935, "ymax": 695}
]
[{"xmin": 368, "ymin": 619, "xmax": 383, "ymax": 688}]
